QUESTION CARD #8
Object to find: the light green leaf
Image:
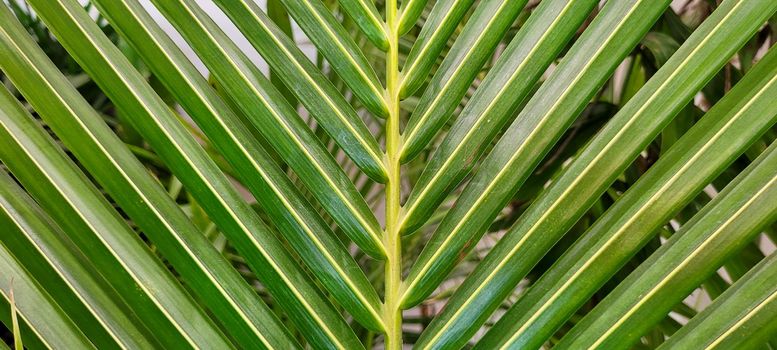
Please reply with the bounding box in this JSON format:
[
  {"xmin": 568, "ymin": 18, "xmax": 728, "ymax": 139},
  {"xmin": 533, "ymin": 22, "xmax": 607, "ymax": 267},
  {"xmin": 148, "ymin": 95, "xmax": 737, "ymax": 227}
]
[
  {"xmin": 400, "ymin": 0, "xmax": 527, "ymax": 161},
  {"xmin": 471, "ymin": 1, "xmax": 777, "ymax": 347},
  {"xmin": 150, "ymin": 0, "xmax": 387, "ymax": 261},
  {"xmin": 275, "ymin": 0, "xmax": 389, "ymax": 118},
  {"xmin": 0, "ymin": 241, "xmax": 95, "ymax": 350},
  {"xmin": 397, "ymin": 0, "xmax": 429, "ymax": 35},
  {"xmin": 214, "ymin": 0, "xmax": 386, "ymax": 178},
  {"xmin": 401, "ymin": 0, "xmax": 599, "ymax": 235},
  {"xmin": 0, "ymin": 52, "xmax": 234, "ymax": 349},
  {"xmin": 621, "ymin": 54, "xmax": 647, "ymax": 105},
  {"xmin": 555, "ymin": 140, "xmax": 777, "ymax": 349},
  {"xmin": 267, "ymin": 0, "xmax": 298, "ymax": 106},
  {"xmin": 0, "ymin": 9, "xmax": 298, "ymax": 346},
  {"xmin": 2, "ymin": 0, "xmax": 774, "ymax": 348},
  {"xmin": 10, "ymin": 277, "xmax": 21, "ymax": 350},
  {"xmin": 93, "ymin": 0, "xmax": 384, "ymax": 331},
  {"xmin": 401, "ymin": 0, "xmax": 673, "ymax": 313},
  {"xmin": 336, "ymin": 0, "xmax": 389, "ymax": 51},
  {"xmin": 1, "ymin": 165, "xmax": 159, "ymax": 349},
  {"xmin": 146, "ymin": 1, "xmax": 385, "ymax": 264},
  {"xmin": 420, "ymin": 1, "xmax": 777, "ymax": 347},
  {"xmin": 398, "ymin": 0, "xmax": 475, "ymax": 100},
  {"xmin": 659, "ymin": 252, "xmax": 777, "ymax": 350},
  {"xmin": 400, "ymin": 0, "xmax": 474, "ymax": 98},
  {"xmin": 14, "ymin": 0, "xmax": 367, "ymax": 347}
]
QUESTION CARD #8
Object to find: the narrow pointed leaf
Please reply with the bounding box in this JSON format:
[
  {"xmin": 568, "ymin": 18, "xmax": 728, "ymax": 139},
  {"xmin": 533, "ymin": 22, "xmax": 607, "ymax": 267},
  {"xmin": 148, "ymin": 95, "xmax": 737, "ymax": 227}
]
[
  {"xmin": 659, "ymin": 252, "xmax": 777, "ymax": 350},
  {"xmin": 398, "ymin": 0, "xmax": 475, "ymax": 99},
  {"xmin": 0, "ymin": 241, "xmax": 95, "ymax": 350},
  {"xmin": 1, "ymin": 166, "xmax": 159, "ymax": 349},
  {"xmin": 215, "ymin": 0, "xmax": 388, "ymax": 168},
  {"xmin": 274, "ymin": 0, "xmax": 389, "ymax": 118},
  {"xmin": 267, "ymin": 0, "xmax": 298, "ymax": 106},
  {"xmin": 94, "ymin": 0, "xmax": 384, "ymax": 330},
  {"xmin": 401, "ymin": 0, "xmax": 599, "ymax": 234},
  {"xmin": 398, "ymin": 0, "xmax": 429, "ymax": 35},
  {"xmin": 17, "ymin": 0, "xmax": 366, "ymax": 347},
  {"xmin": 411, "ymin": 1, "xmax": 777, "ymax": 347},
  {"xmin": 0, "ymin": 58, "xmax": 233, "ymax": 350},
  {"xmin": 482, "ymin": 45, "xmax": 777, "ymax": 349},
  {"xmin": 9, "ymin": 280, "xmax": 22, "ymax": 350},
  {"xmin": 151, "ymin": 0, "xmax": 386, "ymax": 261},
  {"xmin": 556, "ymin": 142, "xmax": 777, "ymax": 350},
  {"xmin": 336, "ymin": 0, "xmax": 389, "ymax": 51},
  {"xmin": 400, "ymin": 0, "xmax": 527, "ymax": 160},
  {"xmin": 401, "ymin": 0, "xmax": 673, "ymax": 311},
  {"xmin": 0, "ymin": 9, "xmax": 299, "ymax": 347}
]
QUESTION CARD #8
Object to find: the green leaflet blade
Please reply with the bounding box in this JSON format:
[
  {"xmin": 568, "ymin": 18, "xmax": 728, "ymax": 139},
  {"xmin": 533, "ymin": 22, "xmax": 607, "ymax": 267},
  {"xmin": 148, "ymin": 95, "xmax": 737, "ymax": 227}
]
[
  {"xmin": 401, "ymin": 0, "xmax": 599, "ymax": 235},
  {"xmin": 397, "ymin": 0, "xmax": 429, "ymax": 35},
  {"xmin": 401, "ymin": 0, "xmax": 672, "ymax": 312},
  {"xmin": 0, "ymin": 6, "xmax": 298, "ymax": 346},
  {"xmin": 267, "ymin": 0, "xmax": 299, "ymax": 106},
  {"xmin": 0, "ymin": 166, "xmax": 159, "ymax": 349},
  {"xmin": 0, "ymin": 50, "xmax": 234, "ymax": 350},
  {"xmin": 400, "ymin": 0, "xmax": 527, "ymax": 161},
  {"xmin": 659, "ymin": 252, "xmax": 777, "ymax": 350},
  {"xmin": 555, "ymin": 141, "xmax": 777, "ymax": 349},
  {"xmin": 484, "ymin": 45, "xmax": 777, "ymax": 350},
  {"xmin": 0, "ymin": 241, "xmax": 95, "ymax": 350},
  {"xmin": 398, "ymin": 0, "xmax": 476, "ymax": 100},
  {"xmin": 94, "ymin": 0, "xmax": 384, "ymax": 331},
  {"xmin": 417, "ymin": 1, "xmax": 777, "ymax": 347},
  {"xmin": 274, "ymin": 0, "xmax": 389, "ymax": 118},
  {"xmin": 336, "ymin": 0, "xmax": 389, "ymax": 51},
  {"xmin": 17, "ymin": 0, "xmax": 366, "ymax": 347},
  {"xmin": 151, "ymin": 0, "xmax": 387, "ymax": 260},
  {"xmin": 215, "ymin": 0, "xmax": 388, "ymax": 170}
]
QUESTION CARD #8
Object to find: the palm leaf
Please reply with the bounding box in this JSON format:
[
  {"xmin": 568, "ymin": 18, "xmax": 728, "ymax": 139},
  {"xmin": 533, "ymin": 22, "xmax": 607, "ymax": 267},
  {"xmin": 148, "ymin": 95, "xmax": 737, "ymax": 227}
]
[
  {"xmin": 89, "ymin": 0, "xmax": 383, "ymax": 331},
  {"xmin": 398, "ymin": 0, "xmax": 429, "ymax": 35},
  {"xmin": 0, "ymin": 47, "xmax": 233, "ymax": 348},
  {"xmin": 149, "ymin": 0, "xmax": 386, "ymax": 259},
  {"xmin": 5, "ymin": 0, "xmax": 363, "ymax": 347},
  {"xmin": 402, "ymin": 0, "xmax": 675, "ymax": 309},
  {"xmin": 555, "ymin": 140, "xmax": 777, "ymax": 349},
  {"xmin": 470, "ymin": 2, "xmax": 777, "ymax": 347},
  {"xmin": 336, "ymin": 0, "xmax": 389, "ymax": 51},
  {"xmin": 0, "ymin": 239, "xmax": 94, "ymax": 349},
  {"xmin": 0, "ymin": 0, "xmax": 775, "ymax": 348},
  {"xmin": 401, "ymin": 0, "xmax": 528, "ymax": 159},
  {"xmin": 0, "ymin": 133, "xmax": 161, "ymax": 349},
  {"xmin": 273, "ymin": 0, "xmax": 389, "ymax": 118},
  {"xmin": 659, "ymin": 252, "xmax": 777, "ymax": 350},
  {"xmin": 0, "ymin": 12, "xmax": 296, "ymax": 346},
  {"xmin": 410, "ymin": 2, "xmax": 777, "ymax": 347},
  {"xmin": 216, "ymin": 0, "xmax": 389, "ymax": 176},
  {"xmin": 401, "ymin": 0, "xmax": 600, "ymax": 234}
]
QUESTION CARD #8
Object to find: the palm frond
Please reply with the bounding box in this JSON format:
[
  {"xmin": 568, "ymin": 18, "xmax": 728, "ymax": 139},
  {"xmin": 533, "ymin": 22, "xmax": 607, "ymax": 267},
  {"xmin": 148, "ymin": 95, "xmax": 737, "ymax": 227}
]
[{"xmin": 1, "ymin": 0, "xmax": 775, "ymax": 348}]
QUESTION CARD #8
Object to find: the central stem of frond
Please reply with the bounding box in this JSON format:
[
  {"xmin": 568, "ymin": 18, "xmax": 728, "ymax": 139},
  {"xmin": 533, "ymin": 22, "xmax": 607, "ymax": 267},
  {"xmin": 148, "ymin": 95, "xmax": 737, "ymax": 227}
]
[{"xmin": 383, "ymin": 0, "xmax": 403, "ymax": 349}]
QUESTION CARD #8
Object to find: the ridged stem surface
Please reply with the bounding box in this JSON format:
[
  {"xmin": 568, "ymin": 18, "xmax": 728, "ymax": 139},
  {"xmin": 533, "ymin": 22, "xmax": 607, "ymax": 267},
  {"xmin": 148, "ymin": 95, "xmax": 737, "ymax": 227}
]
[{"xmin": 383, "ymin": 0, "xmax": 403, "ymax": 348}]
